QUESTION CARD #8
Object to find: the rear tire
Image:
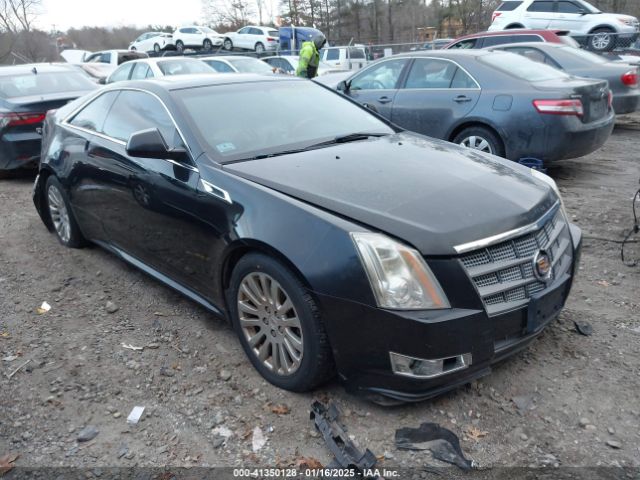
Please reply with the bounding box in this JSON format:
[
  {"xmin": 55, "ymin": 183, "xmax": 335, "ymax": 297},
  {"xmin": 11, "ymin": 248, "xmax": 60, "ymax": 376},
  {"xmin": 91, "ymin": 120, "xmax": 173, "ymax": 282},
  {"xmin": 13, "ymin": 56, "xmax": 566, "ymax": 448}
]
[
  {"xmin": 227, "ymin": 253, "xmax": 335, "ymax": 392},
  {"xmin": 45, "ymin": 176, "xmax": 86, "ymax": 248},
  {"xmin": 203, "ymin": 38, "xmax": 213, "ymax": 51},
  {"xmin": 453, "ymin": 126, "xmax": 505, "ymax": 157},
  {"xmin": 589, "ymin": 28, "xmax": 616, "ymax": 51},
  {"xmin": 153, "ymin": 43, "xmax": 161, "ymax": 53},
  {"xmin": 255, "ymin": 42, "xmax": 265, "ymax": 53},
  {"xmin": 223, "ymin": 38, "xmax": 233, "ymax": 50}
]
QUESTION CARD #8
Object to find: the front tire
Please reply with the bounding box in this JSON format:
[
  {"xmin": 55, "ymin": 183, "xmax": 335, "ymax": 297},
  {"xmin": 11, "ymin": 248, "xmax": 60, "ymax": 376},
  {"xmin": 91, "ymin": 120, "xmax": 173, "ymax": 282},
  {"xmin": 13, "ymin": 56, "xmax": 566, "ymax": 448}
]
[
  {"xmin": 203, "ymin": 38, "xmax": 213, "ymax": 51},
  {"xmin": 223, "ymin": 38, "xmax": 233, "ymax": 50},
  {"xmin": 589, "ymin": 28, "xmax": 616, "ymax": 51},
  {"xmin": 153, "ymin": 43, "xmax": 161, "ymax": 53},
  {"xmin": 45, "ymin": 176, "xmax": 86, "ymax": 248},
  {"xmin": 453, "ymin": 126, "xmax": 505, "ymax": 157},
  {"xmin": 228, "ymin": 253, "xmax": 335, "ymax": 392},
  {"xmin": 176, "ymin": 40, "xmax": 184, "ymax": 52}
]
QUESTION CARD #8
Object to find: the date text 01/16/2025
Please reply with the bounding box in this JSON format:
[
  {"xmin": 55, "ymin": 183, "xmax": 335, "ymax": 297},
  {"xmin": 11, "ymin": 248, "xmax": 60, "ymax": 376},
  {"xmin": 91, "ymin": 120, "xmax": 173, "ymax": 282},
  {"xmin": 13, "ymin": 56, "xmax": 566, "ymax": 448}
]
[{"xmin": 232, "ymin": 469, "xmax": 400, "ymax": 478}]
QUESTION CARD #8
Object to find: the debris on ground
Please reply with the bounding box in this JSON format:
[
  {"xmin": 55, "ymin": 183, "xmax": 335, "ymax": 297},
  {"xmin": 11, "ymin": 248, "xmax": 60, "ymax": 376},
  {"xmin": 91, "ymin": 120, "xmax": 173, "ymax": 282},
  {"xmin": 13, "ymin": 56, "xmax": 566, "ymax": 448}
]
[
  {"xmin": 574, "ymin": 320, "xmax": 593, "ymax": 336},
  {"xmin": 512, "ymin": 394, "xmax": 535, "ymax": 414},
  {"xmin": 76, "ymin": 426, "xmax": 99, "ymax": 442},
  {"xmin": 105, "ymin": 301, "xmax": 119, "ymax": 314},
  {"xmin": 36, "ymin": 301, "xmax": 51, "ymax": 314},
  {"xmin": 271, "ymin": 404, "xmax": 291, "ymax": 415},
  {"xmin": 126, "ymin": 406, "xmax": 145, "ymax": 425},
  {"xmin": 395, "ymin": 422, "xmax": 474, "ymax": 471},
  {"xmin": 121, "ymin": 343, "xmax": 144, "ymax": 351},
  {"xmin": 295, "ymin": 457, "xmax": 323, "ymax": 469},
  {"xmin": 465, "ymin": 426, "xmax": 488, "ymax": 441},
  {"xmin": 606, "ymin": 440, "xmax": 622, "ymax": 449},
  {"xmin": 0, "ymin": 452, "xmax": 19, "ymax": 475},
  {"xmin": 6, "ymin": 359, "xmax": 30, "ymax": 379},
  {"xmin": 310, "ymin": 401, "xmax": 377, "ymax": 474},
  {"xmin": 252, "ymin": 427, "xmax": 267, "ymax": 452},
  {"xmin": 213, "ymin": 426, "xmax": 233, "ymax": 439}
]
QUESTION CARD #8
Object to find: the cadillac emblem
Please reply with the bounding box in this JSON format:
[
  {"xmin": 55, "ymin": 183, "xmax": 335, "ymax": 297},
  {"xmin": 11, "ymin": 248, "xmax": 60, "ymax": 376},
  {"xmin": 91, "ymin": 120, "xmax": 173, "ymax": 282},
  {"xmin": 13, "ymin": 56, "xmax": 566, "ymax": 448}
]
[{"xmin": 533, "ymin": 250, "xmax": 552, "ymax": 282}]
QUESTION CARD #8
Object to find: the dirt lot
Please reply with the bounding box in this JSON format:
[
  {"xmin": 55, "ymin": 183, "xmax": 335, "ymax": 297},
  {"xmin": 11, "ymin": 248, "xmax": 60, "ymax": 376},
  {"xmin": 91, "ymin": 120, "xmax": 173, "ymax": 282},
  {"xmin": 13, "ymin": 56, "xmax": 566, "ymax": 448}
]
[{"xmin": 1, "ymin": 117, "xmax": 639, "ymax": 476}]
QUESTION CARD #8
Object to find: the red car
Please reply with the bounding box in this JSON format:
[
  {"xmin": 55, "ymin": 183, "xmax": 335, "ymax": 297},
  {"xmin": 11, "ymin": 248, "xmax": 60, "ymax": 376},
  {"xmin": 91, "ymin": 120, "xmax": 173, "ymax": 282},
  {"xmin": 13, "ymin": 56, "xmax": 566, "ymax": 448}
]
[{"xmin": 444, "ymin": 29, "xmax": 580, "ymax": 50}]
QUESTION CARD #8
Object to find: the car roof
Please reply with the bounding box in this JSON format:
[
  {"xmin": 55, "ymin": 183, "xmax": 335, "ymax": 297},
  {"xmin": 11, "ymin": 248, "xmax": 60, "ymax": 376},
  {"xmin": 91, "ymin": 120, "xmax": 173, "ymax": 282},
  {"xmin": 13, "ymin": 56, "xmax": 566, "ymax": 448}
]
[
  {"xmin": 490, "ymin": 42, "xmax": 567, "ymax": 50},
  {"xmin": 116, "ymin": 73, "xmax": 299, "ymax": 92},
  {"xmin": 0, "ymin": 63, "xmax": 78, "ymax": 76},
  {"xmin": 397, "ymin": 49, "xmax": 496, "ymax": 59},
  {"xmin": 129, "ymin": 57, "xmax": 207, "ymax": 65},
  {"xmin": 450, "ymin": 29, "xmax": 567, "ymax": 42},
  {"xmin": 200, "ymin": 56, "xmax": 260, "ymax": 61}
]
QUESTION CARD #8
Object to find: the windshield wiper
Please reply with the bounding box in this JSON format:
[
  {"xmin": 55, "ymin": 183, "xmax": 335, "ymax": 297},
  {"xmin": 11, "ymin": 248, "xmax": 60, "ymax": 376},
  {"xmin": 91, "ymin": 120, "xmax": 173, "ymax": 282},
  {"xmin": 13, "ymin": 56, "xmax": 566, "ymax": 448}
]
[
  {"xmin": 225, "ymin": 133, "xmax": 389, "ymax": 164},
  {"xmin": 312, "ymin": 132, "xmax": 389, "ymax": 147}
]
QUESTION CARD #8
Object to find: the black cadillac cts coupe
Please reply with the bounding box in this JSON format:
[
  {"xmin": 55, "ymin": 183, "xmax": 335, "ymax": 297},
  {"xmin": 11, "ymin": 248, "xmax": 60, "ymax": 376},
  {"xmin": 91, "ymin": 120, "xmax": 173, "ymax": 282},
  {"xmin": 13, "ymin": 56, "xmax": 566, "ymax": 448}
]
[{"xmin": 33, "ymin": 74, "xmax": 582, "ymax": 403}]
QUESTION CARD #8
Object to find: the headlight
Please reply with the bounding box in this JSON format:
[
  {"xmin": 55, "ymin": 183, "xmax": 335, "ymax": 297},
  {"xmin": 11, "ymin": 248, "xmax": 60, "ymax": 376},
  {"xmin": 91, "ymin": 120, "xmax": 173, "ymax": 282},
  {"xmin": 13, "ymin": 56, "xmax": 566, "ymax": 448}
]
[
  {"xmin": 351, "ymin": 232, "xmax": 450, "ymax": 310},
  {"xmin": 618, "ymin": 18, "xmax": 633, "ymax": 26},
  {"xmin": 531, "ymin": 169, "xmax": 568, "ymax": 217}
]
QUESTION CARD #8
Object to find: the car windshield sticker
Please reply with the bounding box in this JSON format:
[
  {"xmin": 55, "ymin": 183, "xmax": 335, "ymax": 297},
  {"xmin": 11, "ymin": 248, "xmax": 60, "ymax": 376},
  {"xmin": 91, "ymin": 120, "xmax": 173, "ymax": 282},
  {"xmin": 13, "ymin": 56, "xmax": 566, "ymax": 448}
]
[{"xmin": 216, "ymin": 142, "xmax": 236, "ymax": 153}]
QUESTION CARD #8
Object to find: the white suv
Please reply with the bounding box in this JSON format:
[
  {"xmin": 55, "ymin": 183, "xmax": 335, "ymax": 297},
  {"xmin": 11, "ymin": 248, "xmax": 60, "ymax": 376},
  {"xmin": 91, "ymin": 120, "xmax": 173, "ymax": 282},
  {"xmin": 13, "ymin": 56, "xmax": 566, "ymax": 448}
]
[
  {"xmin": 222, "ymin": 26, "xmax": 280, "ymax": 53},
  {"xmin": 489, "ymin": 0, "xmax": 639, "ymax": 51},
  {"xmin": 173, "ymin": 26, "xmax": 223, "ymax": 52}
]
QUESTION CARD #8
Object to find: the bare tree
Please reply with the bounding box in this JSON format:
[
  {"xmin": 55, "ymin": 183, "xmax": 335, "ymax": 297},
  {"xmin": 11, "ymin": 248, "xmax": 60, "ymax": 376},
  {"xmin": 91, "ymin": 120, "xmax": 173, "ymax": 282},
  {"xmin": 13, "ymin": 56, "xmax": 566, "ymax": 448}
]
[{"xmin": 0, "ymin": 0, "xmax": 41, "ymax": 33}]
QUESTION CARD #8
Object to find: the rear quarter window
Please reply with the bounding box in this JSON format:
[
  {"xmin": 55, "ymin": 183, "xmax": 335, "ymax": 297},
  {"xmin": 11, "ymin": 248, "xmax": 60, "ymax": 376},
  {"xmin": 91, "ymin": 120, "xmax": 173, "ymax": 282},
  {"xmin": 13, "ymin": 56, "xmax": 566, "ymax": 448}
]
[{"xmin": 497, "ymin": 1, "xmax": 524, "ymax": 10}]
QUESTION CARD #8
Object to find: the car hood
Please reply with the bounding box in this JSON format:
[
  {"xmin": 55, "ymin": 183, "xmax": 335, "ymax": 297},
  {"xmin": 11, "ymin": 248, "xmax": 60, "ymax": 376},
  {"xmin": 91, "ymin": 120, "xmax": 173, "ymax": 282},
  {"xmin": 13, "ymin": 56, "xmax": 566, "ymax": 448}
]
[{"xmin": 224, "ymin": 133, "xmax": 557, "ymax": 256}]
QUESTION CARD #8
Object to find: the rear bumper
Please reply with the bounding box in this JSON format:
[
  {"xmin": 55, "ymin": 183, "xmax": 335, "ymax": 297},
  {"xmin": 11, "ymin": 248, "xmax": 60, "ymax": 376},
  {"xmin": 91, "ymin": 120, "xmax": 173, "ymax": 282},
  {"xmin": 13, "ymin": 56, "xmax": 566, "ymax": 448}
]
[
  {"xmin": 508, "ymin": 110, "xmax": 615, "ymax": 162},
  {"xmin": 0, "ymin": 135, "xmax": 41, "ymax": 172},
  {"xmin": 317, "ymin": 224, "xmax": 582, "ymax": 404},
  {"xmin": 612, "ymin": 91, "xmax": 640, "ymax": 114}
]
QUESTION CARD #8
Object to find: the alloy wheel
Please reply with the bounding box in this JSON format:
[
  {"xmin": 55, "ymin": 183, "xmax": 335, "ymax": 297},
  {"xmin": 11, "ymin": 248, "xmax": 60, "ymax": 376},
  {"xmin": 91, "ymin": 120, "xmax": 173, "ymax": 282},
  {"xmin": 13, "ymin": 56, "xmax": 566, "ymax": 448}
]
[
  {"xmin": 255, "ymin": 43, "xmax": 265, "ymax": 53},
  {"xmin": 47, "ymin": 185, "xmax": 71, "ymax": 243},
  {"xmin": 460, "ymin": 135, "xmax": 493, "ymax": 154},
  {"xmin": 591, "ymin": 33, "xmax": 612, "ymax": 50},
  {"xmin": 237, "ymin": 272, "xmax": 303, "ymax": 376}
]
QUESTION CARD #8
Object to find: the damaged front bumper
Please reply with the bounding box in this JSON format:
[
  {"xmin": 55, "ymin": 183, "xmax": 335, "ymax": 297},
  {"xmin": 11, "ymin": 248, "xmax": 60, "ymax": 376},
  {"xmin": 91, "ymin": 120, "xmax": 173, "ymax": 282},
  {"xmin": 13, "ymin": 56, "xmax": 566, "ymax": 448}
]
[{"xmin": 317, "ymin": 223, "xmax": 582, "ymax": 404}]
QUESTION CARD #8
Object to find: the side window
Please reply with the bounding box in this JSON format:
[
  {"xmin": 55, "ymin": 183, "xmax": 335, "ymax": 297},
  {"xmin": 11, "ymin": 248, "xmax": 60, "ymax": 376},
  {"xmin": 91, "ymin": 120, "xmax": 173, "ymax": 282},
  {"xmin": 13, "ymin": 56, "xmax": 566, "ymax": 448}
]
[
  {"xmin": 509, "ymin": 34, "xmax": 543, "ymax": 43},
  {"xmin": 404, "ymin": 59, "xmax": 457, "ymax": 89},
  {"xmin": 209, "ymin": 60, "xmax": 234, "ymax": 73},
  {"xmin": 249, "ymin": 28, "xmax": 261, "ymax": 35},
  {"xmin": 179, "ymin": 28, "xmax": 188, "ymax": 34},
  {"xmin": 557, "ymin": 1, "xmax": 583, "ymax": 13},
  {"xmin": 131, "ymin": 62, "xmax": 151, "ymax": 80},
  {"xmin": 505, "ymin": 47, "xmax": 561, "ymax": 68},
  {"xmin": 69, "ymin": 91, "xmax": 119, "ymax": 132},
  {"xmin": 238, "ymin": 27, "xmax": 250, "ymax": 34},
  {"xmin": 107, "ymin": 63, "xmax": 134, "ymax": 83},
  {"xmin": 482, "ymin": 35, "xmax": 514, "ymax": 47},
  {"xmin": 350, "ymin": 59, "xmax": 407, "ymax": 90},
  {"xmin": 325, "ymin": 49, "xmax": 340, "ymax": 61},
  {"xmin": 145, "ymin": 68, "xmax": 155, "ymax": 79},
  {"xmin": 102, "ymin": 91, "xmax": 179, "ymax": 147},
  {"xmin": 527, "ymin": 1, "xmax": 556, "ymax": 12},
  {"xmin": 448, "ymin": 38, "xmax": 478, "ymax": 49},
  {"xmin": 450, "ymin": 68, "xmax": 478, "ymax": 89}
]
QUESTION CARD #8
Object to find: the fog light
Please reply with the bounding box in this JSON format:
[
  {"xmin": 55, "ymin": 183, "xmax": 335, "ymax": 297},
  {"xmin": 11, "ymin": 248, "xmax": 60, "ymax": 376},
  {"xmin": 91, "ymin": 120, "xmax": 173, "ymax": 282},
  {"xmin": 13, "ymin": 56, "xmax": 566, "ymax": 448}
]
[{"xmin": 390, "ymin": 352, "xmax": 472, "ymax": 379}]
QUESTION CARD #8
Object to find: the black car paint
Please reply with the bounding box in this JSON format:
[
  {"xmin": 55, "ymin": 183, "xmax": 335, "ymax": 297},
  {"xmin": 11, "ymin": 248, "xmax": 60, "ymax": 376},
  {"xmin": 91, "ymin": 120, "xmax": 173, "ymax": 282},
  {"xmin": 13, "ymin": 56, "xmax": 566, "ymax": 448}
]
[{"xmin": 34, "ymin": 76, "xmax": 582, "ymax": 401}]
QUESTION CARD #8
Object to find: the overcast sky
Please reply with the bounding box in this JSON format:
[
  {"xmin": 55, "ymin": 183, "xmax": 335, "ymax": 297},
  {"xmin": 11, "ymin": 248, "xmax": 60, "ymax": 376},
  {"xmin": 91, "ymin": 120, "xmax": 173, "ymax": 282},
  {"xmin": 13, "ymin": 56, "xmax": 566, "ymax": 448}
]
[{"xmin": 38, "ymin": 0, "xmax": 204, "ymax": 31}]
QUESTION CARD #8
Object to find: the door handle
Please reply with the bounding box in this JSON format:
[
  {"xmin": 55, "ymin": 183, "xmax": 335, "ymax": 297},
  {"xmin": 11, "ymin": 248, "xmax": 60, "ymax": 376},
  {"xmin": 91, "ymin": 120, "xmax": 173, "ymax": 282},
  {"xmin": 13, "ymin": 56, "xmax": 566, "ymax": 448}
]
[
  {"xmin": 378, "ymin": 96, "xmax": 392, "ymax": 104},
  {"xmin": 453, "ymin": 95, "xmax": 472, "ymax": 103}
]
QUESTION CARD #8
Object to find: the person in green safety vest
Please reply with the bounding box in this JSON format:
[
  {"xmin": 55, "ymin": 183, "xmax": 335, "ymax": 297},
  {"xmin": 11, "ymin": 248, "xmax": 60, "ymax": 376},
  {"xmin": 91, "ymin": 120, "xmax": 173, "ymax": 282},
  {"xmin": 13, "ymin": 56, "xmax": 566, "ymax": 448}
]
[{"xmin": 296, "ymin": 32, "xmax": 327, "ymax": 79}]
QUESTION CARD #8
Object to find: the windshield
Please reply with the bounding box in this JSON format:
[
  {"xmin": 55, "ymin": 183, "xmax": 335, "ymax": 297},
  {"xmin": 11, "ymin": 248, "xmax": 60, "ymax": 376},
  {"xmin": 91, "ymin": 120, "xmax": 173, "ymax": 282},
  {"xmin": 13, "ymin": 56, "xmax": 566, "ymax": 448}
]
[
  {"xmin": 174, "ymin": 80, "xmax": 394, "ymax": 162},
  {"xmin": 157, "ymin": 60, "xmax": 215, "ymax": 76},
  {"xmin": 480, "ymin": 51, "xmax": 570, "ymax": 82},
  {"xmin": 0, "ymin": 71, "xmax": 96, "ymax": 98},
  {"xmin": 227, "ymin": 58, "xmax": 275, "ymax": 74},
  {"xmin": 559, "ymin": 45, "xmax": 608, "ymax": 64},
  {"xmin": 576, "ymin": 0, "xmax": 600, "ymax": 13}
]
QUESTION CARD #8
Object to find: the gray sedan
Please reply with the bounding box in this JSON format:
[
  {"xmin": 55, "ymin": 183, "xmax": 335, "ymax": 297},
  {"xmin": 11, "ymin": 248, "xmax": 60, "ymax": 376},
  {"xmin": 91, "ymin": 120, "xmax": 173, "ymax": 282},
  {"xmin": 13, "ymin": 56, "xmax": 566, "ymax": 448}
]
[
  {"xmin": 316, "ymin": 50, "xmax": 615, "ymax": 162},
  {"xmin": 491, "ymin": 42, "xmax": 640, "ymax": 114}
]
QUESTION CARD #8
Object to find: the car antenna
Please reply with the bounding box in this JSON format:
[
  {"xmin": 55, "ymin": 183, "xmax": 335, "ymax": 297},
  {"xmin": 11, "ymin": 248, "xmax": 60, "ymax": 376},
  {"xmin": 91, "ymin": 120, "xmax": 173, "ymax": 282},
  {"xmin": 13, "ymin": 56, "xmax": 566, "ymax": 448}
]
[{"xmin": 32, "ymin": 66, "xmax": 38, "ymax": 74}]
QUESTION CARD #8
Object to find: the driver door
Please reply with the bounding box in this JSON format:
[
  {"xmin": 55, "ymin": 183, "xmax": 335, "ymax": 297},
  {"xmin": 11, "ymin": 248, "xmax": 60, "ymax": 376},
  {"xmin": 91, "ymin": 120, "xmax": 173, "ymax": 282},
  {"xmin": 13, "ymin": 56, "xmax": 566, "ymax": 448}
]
[
  {"xmin": 550, "ymin": 0, "xmax": 586, "ymax": 33},
  {"xmin": 345, "ymin": 58, "xmax": 410, "ymax": 119}
]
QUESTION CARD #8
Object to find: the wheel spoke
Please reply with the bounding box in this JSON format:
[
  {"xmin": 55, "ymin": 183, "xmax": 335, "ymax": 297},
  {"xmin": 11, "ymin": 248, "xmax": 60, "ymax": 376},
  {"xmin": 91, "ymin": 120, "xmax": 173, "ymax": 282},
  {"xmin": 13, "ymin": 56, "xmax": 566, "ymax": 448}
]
[
  {"xmin": 283, "ymin": 336, "xmax": 302, "ymax": 363},
  {"xmin": 276, "ymin": 298, "xmax": 293, "ymax": 315},
  {"xmin": 247, "ymin": 330, "xmax": 265, "ymax": 348},
  {"xmin": 272, "ymin": 343, "xmax": 281, "ymax": 372},
  {"xmin": 238, "ymin": 300, "xmax": 259, "ymax": 316},
  {"xmin": 257, "ymin": 340, "xmax": 270, "ymax": 362},
  {"xmin": 284, "ymin": 329, "xmax": 303, "ymax": 352}
]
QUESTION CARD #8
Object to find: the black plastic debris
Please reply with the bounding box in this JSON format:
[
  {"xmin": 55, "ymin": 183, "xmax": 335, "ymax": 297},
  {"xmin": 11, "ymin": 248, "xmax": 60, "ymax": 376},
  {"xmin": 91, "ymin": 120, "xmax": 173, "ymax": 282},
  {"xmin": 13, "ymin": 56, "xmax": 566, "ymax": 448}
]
[
  {"xmin": 395, "ymin": 422, "xmax": 473, "ymax": 471},
  {"xmin": 574, "ymin": 320, "xmax": 593, "ymax": 336},
  {"xmin": 310, "ymin": 401, "xmax": 378, "ymax": 476}
]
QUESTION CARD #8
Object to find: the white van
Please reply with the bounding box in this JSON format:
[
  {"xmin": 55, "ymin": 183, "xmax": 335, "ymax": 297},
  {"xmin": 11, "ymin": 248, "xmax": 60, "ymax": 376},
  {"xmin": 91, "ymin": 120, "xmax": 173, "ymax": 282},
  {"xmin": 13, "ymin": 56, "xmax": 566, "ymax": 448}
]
[{"xmin": 320, "ymin": 46, "xmax": 368, "ymax": 70}]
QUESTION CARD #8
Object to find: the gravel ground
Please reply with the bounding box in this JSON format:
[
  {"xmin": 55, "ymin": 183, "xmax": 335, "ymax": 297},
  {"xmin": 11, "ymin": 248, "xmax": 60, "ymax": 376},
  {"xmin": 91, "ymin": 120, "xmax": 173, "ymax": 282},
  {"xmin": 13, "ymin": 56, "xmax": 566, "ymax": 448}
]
[{"xmin": 0, "ymin": 118, "xmax": 639, "ymax": 474}]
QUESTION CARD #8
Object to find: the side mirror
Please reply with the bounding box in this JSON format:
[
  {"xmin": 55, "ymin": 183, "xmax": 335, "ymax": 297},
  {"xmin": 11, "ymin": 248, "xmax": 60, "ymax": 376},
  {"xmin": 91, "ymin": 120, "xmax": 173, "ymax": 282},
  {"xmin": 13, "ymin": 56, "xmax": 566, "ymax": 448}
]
[
  {"xmin": 578, "ymin": 8, "xmax": 588, "ymax": 15},
  {"xmin": 337, "ymin": 80, "xmax": 350, "ymax": 92},
  {"xmin": 98, "ymin": 77, "xmax": 106, "ymax": 85},
  {"xmin": 126, "ymin": 128, "xmax": 187, "ymax": 161}
]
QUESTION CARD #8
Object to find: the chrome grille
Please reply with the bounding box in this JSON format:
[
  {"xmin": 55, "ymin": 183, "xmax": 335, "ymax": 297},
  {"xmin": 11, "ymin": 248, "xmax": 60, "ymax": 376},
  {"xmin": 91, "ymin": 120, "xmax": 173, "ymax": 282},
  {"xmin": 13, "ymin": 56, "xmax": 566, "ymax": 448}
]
[{"xmin": 460, "ymin": 207, "xmax": 573, "ymax": 316}]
